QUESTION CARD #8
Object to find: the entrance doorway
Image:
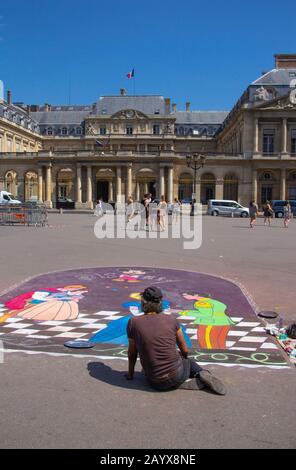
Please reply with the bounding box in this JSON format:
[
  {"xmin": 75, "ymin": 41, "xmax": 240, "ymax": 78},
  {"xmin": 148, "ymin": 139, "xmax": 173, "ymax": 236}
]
[{"xmin": 97, "ymin": 181, "xmax": 109, "ymax": 202}]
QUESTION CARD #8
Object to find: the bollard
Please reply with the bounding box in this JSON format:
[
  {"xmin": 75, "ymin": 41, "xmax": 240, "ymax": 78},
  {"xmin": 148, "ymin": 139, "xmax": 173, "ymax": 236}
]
[{"xmin": 59, "ymin": 208, "xmax": 63, "ymax": 215}]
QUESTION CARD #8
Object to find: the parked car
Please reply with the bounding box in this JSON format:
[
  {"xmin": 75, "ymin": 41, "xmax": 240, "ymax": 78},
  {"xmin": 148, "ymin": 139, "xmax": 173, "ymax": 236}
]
[
  {"xmin": 0, "ymin": 190, "xmax": 22, "ymax": 204},
  {"xmin": 56, "ymin": 197, "xmax": 75, "ymax": 209},
  {"xmin": 180, "ymin": 198, "xmax": 192, "ymax": 205},
  {"xmin": 272, "ymin": 200, "xmax": 296, "ymax": 218},
  {"xmin": 207, "ymin": 199, "xmax": 249, "ymax": 217}
]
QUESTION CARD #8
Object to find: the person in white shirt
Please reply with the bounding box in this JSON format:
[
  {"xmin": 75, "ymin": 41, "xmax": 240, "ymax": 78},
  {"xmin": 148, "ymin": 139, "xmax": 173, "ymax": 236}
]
[{"xmin": 172, "ymin": 198, "xmax": 181, "ymax": 224}]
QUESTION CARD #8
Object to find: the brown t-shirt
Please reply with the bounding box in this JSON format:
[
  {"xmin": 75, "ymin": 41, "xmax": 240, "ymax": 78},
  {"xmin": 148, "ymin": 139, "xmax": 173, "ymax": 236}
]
[{"xmin": 127, "ymin": 314, "xmax": 183, "ymax": 381}]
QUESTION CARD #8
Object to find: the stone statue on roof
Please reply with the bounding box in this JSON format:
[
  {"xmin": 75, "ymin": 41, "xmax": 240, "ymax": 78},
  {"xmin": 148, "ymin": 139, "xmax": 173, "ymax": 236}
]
[
  {"xmin": 85, "ymin": 122, "xmax": 95, "ymax": 135},
  {"xmin": 166, "ymin": 122, "xmax": 174, "ymax": 134},
  {"xmin": 253, "ymin": 86, "xmax": 270, "ymax": 102}
]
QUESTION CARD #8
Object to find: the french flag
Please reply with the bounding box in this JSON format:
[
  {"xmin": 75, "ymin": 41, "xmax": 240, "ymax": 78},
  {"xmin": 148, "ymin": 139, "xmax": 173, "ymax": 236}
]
[{"xmin": 127, "ymin": 68, "xmax": 134, "ymax": 79}]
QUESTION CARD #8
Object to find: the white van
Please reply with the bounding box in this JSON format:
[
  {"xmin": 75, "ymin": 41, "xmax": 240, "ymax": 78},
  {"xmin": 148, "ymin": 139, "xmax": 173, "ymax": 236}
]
[
  {"xmin": 0, "ymin": 191, "xmax": 22, "ymax": 204},
  {"xmin": 207, "ymin": 199, "xmax": 249, "ymax": 217}
]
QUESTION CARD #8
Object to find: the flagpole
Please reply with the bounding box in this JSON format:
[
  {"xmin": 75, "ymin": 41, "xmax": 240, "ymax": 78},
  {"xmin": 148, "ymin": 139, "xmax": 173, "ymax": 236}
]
[{"xmin": 133, "ymin": 68, "xmax": 135, "ymax": 96}]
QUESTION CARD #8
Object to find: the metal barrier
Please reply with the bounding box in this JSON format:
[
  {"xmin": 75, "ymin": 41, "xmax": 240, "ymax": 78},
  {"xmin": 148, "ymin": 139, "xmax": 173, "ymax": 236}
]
[{"xmin": 0, "ymin": 203, "xmax": 48, "ymax": 227}]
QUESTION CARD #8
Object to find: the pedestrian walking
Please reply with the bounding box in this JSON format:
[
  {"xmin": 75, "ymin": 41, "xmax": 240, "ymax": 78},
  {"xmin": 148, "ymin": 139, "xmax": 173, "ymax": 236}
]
[
  {"xmin": 126, "ymin": 196, "xmax": 134, "ymax": 222},
  {"xmin": 94, "ymin": 198, "xmax": 103, "ymax": 217},
  {"xmin": 158, "ymin": 195, "xmax": 167, "ymax": 231},
  {"xmin": 249, "ymin": 200, "xmax": 258, "ymax": 228},
  {"xmin": 143, "ymin": 193, "xmax": 151, "ymax": 228},
  {"xmin": 263, "ymin": 201, "xmax": 273, "ymax": 226},
  {"xmin": 172, "ymin": 198, "xmax": 181, "ymax": 224},
  {"xmin": 283, "ymin": 200, "xmax": 292, "ymax": 228}
]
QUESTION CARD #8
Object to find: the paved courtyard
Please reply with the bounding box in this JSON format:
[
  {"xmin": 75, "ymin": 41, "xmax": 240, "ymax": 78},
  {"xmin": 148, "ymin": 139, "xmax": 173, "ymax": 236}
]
[{"xmin": 0, "ymin": 213, "xmax": 296, "ymax": 448}]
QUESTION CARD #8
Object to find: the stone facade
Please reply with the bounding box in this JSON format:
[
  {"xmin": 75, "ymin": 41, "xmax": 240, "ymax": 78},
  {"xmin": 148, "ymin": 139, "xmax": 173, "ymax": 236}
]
[{"xmin": 1, "ymin": 54, "xmax": 296, "ymax": 209}]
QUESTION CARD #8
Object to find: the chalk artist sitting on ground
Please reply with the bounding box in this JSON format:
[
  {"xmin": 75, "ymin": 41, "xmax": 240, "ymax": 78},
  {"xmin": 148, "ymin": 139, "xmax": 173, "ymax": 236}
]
[{"xmin": 126, "ymin": 286, "xmax": 226, "ymax": 394}]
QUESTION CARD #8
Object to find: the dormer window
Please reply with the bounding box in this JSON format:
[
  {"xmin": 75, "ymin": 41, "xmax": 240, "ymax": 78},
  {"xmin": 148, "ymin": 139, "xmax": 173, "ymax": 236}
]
[
  {"xmin": 76, "ymin": 127, "xmax": 82, "ymax": 135},
  {"xmin": 62, "ymin": 127, "xmax": 68, "ymax": 135},
  {"xmin": 47, "ymin": 127, "xmax": 53, "ymax": 135}
]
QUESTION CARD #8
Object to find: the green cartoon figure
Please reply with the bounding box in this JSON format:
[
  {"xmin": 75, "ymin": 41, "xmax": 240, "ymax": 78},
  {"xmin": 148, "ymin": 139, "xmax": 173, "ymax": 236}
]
[{"xmin": 180, "ymin": 294, "xmax": 235, "ymax": 349}]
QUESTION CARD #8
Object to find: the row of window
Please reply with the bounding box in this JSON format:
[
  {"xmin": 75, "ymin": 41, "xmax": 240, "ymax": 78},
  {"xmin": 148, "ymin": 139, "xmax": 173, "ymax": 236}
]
[
  {"xmin": 263, "ymin": 129, "xmax": 296, "ymax": 153},
  {"xmin": 175, "ymin": 126, "xmax": 218, "ymax": 136},
  {"xmin": 46, "ymin": 127, "xmax": 83, "ymax": 136},
  {"xmin": 46, "ymin": 125, "xmax": 162, "ymax": 136}
]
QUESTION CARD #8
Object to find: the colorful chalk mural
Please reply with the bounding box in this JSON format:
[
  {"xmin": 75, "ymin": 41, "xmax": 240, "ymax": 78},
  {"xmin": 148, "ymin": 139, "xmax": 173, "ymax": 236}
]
[{"xmin": 0, "ymin": 267, "xmax": 288, "ymax": 367}]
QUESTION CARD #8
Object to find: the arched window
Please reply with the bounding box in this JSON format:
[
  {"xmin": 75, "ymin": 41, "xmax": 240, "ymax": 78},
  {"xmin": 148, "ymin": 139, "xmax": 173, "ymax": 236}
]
[
  {"xmin": 178, "ymin": 172, "xmax": 193, "ymax": 201},
  {"xmin": 5, "ymin": 171, "xmax": 18, "ymax": 196},
  {"xmin": 201, "ymin": 173, "xmax": 216, "ymax": 204},
  {"xmin": 259, "ymin": 171, "xmax": 276, "ymax": 181},
  {"xmin": 25, "ymin": 171, "xmax": 38, "ymax": 201}
]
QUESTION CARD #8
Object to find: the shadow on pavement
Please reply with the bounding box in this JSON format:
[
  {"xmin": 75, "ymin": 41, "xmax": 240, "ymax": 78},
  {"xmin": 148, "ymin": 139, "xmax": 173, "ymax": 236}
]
[{"xmin": 87, "ymin": 361, "xmax": 158, "ymax": 393}]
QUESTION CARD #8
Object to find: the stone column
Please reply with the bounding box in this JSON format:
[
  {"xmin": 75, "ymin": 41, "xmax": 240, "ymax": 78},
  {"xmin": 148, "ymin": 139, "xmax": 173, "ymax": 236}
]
[
  {"xmin": 252, "ymin": 169, "xmax": 258, "ymax": 204},
  {"xmin": 45, "ymin": 164, "xmax": 52, "ymax": 208},
  {"xmin": 282, "ymin": 118, "xmax": 288, "ymax": 154},
  {"xmin": 253, "ymin": 118, "xmax": 259, "ymax": 153},
  {"xmin": 38, "ymin": 167, "xmax": 43, "ymax": 202},
  {"xmin": 280, "ymin": 168, "xmax": 286, "ymax": 200},
  {"xmin": 86, "ymin": 166, "xmax": 93, "ymax": 208},
  {"xmin": 108, "ymin": 181, "xmax": 114, "ymax": 201},
  {"xmin": 116, "ymin": 166, "xmax": 122, "ymax": 203},
  {"xmin": 167, "ymin": 167, "xmax": 173, "ymax": 203},
  {"xmin": 143, "ymin": 183, "xmax": 148, "ymax": 195},
  {"xmin": 126, "ymin": 164, "xmax": 132, "ymax": 199},
  {"xmin": 136, "ymin": 182, "xmax": 140, "ymax": 201},
  {"xmin": 75, "ymin": 166, "xmax": 82, "ymax": 206},
  {"xmin": 215, "ymin": 178, "xmax": 224, "ymax": 200},
  {"xmin": 159, "ymin": 167, "xmax": 165, "ymax": 198}
]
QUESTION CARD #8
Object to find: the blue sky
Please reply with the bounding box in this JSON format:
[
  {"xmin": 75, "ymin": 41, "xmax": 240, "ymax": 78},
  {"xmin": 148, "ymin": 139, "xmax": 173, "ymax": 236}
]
[{"xmin": 0, "ymin": 0, "xmax": 296, "ymax": 110}]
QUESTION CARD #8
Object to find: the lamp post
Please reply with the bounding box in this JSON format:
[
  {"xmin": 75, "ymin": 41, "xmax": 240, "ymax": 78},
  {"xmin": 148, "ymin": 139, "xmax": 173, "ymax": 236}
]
[{"xmin": 186, "ymin": 153, "xmax": 206, "ymax": 202}]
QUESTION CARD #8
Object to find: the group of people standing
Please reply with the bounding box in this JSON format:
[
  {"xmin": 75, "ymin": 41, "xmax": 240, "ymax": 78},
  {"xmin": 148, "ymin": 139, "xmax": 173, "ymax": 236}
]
[
  {"xmin": 249, "ymin": 200, "xmax": 292, "ymax": 228},
  {"xmin": 140, "ymin": 194, "xmax": 181, "ymax": 231},
  {"xmin": 94, "ymin": 194, "xmax": 182, "ymax": 231}
]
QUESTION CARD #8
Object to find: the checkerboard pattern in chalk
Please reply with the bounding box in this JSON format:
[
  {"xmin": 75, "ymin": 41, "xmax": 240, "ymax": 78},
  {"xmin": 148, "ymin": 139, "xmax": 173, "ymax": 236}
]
[
  {"xmin": 0, "ymin": 308, "xmax": 278, "ymax": 353},
  {"xmin": 176, "ymin": 312, "xmax": 278, "ymax": 352}
]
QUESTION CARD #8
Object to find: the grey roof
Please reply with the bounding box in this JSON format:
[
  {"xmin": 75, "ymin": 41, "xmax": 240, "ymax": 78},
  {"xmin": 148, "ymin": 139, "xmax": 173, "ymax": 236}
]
[
  {"xmin": 175, "ymin": 111, "xmax": 229, "ymax": 124},
  {"xmin": 94, "ymin": 95, "xmax": 166, "ymax": 115},
  {"xmin": 252, "ymin": 68, "xmax": 296, "ymax": 86},
  {"xmin": 30, "ymin": 110, "xmax": 89, "ymax": 125}
]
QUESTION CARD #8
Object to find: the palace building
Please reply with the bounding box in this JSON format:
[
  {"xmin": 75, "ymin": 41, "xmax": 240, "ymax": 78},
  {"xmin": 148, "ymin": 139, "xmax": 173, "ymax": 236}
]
[{"xmin": 1, "ymin": 53, "xmax": 296, "ymax": 209}]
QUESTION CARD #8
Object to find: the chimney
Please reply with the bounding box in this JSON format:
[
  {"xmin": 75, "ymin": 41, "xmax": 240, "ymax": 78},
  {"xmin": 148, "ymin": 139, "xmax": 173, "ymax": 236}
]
[
  {"xmin": 44, "ymin": 103, "xmax": 51, "ymax": 112},
  {"xmin": 164, "ymin": 97, "xmax": 171, "ymax": 114},
  {"xmin": 120, "ymin": 88, "xmax": 126, "ymax": 96},
  {"xmin": 7, "ymin": 90, "xmax": 12, "ymax": 105},
  {"xmin": 186, "ymin": 101, "xmax": 191, "ymax": 111},
  {"xmin": 172, "ymin": 103, "xmax": 177, "ymax": 113},
  {"xmin": 275, "ymin": 54, "xmax": 296, "ymax": 69}
]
